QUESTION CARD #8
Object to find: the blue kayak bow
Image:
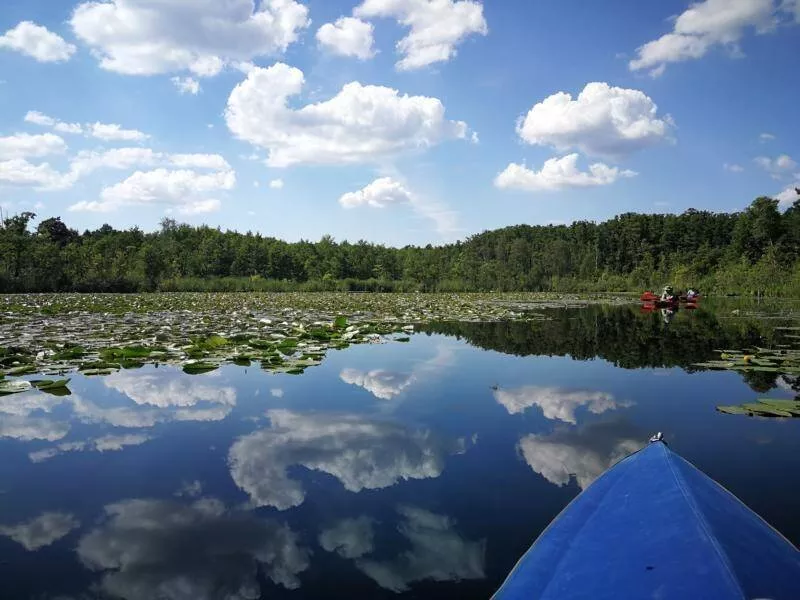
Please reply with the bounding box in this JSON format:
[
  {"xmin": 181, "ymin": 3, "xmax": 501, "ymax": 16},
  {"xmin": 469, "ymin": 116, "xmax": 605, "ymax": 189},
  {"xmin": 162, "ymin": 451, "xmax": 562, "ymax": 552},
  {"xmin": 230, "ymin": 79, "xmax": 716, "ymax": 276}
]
[{"xmin": 493, "ymin": 436, "xmax": 800, "ymax": 599}]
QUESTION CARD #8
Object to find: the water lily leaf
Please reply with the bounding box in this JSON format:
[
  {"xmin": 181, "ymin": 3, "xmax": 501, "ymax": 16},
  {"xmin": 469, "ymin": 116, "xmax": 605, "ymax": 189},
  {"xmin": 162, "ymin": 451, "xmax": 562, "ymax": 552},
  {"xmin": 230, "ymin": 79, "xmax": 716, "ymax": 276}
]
[
  {"xmin": 0, "ymin": 380, "xmax": 32, "ymax": 395},
  {"xmin": 41, "ymin": 386, "xmax": 72, "ymax": 397},
  {"xmin": 333, "ymin": 316, "xmax": 348, "ymax": 329},
  {"xmin": 30, "ymin": 378, "xmax": 70, "ymax": 390},
  {"xmin": 81, "ymin": 369, "xmax": 115, "ymax": 376},
  {"xmin": 51, "ymin": 346, "xmax": 86, "ymax": 360},
  {"xmin": 716, "ymin": 405, "xmax": 754, "ymax": 416},
  {"xmin": 740, "ymin": 403, "xmax": 794, "ymax": 417},
  {"xmin": 79, "ymin": 361, "xmax": 121, "ymax": 372},
  {"xmin": 8, "ymin": 365, "xmax": 37, "ymax": 376},
  {"xmin": 100, "ymin": 346, "xmax": 153, "ymax": 361},
  {"xmin": 183, "ymin": 362, "xmax": 219, "ymax": 375},
  {"xmin": 756, "ymin": 399, "xmax": 800, "ymax": 415},
  {"xmin": 120, "ymin": 359, "xmax": 145, "ymax": 369}
]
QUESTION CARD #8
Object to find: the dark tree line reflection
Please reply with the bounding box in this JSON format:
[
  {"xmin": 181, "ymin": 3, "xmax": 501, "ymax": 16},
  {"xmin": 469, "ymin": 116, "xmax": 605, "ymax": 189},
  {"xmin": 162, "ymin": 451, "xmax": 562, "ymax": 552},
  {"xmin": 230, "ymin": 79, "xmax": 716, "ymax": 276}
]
[{"xmin": 421, "ymin": 306, "xmax": 788, "ymax": 391}]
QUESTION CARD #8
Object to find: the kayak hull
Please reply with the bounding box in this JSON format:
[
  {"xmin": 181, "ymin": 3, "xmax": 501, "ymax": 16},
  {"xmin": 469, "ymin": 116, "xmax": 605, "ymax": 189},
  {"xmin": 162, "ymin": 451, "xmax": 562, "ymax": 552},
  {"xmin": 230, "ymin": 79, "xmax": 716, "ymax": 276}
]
[{"xmin": 493, "ymin": 441, "xmax": 800, "ymax": 600}]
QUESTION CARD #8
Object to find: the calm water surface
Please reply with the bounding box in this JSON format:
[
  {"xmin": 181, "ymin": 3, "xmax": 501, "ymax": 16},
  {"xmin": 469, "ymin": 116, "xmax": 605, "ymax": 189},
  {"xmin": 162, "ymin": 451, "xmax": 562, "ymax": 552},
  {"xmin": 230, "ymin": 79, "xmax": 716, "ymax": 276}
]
[{"xmin": 1, "ymin": 305, "xmax": 799, "ymax": 599}]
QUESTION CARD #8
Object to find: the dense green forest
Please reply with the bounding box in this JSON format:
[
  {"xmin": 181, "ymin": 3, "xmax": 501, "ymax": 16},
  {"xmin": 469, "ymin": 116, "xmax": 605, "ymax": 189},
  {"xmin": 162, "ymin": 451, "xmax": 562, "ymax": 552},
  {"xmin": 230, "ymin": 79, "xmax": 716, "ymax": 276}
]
[{"xmin": 1, "ymin": 195, "xmax": 799, "ymax": 294}]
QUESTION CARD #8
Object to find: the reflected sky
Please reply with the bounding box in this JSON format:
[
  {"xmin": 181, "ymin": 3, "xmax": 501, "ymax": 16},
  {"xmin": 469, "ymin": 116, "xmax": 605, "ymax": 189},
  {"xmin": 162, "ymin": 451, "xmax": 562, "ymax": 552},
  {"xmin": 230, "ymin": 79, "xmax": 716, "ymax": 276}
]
[
  {"xmin": 355, "ymin": 506, "xmax": 486, "ymax": 593},
  {"xmin": 0, "ymin": 512, "xmax": 80, "ymax": 551},
  {"xmin": 1, "ymin": 305, "xmax": 800, "ymax": 599},
  {"xmin": 228, "ymin": 409, "xmax": 466, "ymax": 510},
  {"xmin": 77, "ymin": 497, "xmax": 309, "ymax": 600},
  {"xmin": 519, "ymin": 421, "xmax": 645, "ymax": 490},
  {"xmin": 493, "ymin": 385, "xmax": 630, "ymax": 423}
]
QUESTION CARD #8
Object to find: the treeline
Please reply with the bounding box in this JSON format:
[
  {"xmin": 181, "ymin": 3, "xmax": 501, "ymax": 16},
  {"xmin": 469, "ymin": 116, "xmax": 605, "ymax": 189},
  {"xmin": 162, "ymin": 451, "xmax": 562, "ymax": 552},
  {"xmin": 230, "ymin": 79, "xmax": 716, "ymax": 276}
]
[{"xmin": 1, "ymin": 195, "xmax": 799, "ymax": 294}]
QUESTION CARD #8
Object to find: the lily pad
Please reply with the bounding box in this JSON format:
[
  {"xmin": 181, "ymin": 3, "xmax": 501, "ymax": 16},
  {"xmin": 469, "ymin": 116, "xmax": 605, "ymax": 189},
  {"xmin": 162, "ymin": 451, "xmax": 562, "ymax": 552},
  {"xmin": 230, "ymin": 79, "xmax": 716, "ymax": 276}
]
[
  {"xmin": 717, "ymin": 397, "xmax": 800, "ymax": 418},
  {"xmin": 30, "ymin": 378, "xmax": 70, "ymax": 390},
  {"xmin": 0, "ymin": 380, "xmax": 32, "ymax": 395},
  {"xmin": 182, "ymin": 362, "xmax": 219, "ymax": 375}
]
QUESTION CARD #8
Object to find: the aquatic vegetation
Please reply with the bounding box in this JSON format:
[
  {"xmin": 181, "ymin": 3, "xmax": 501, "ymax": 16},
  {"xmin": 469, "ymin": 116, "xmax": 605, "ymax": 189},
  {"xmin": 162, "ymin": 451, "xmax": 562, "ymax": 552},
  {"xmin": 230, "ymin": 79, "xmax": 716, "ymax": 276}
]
[
  {"xmin": 0, "ymin": 292, "xmax": 584, "ymax": 379},
  {"xmin": 717, "ymin": 398, "xmax": 800, "ymax": 418},
  {"xmin": 694, "ymin": 348, "xmax": 800, "ymax": 376}
]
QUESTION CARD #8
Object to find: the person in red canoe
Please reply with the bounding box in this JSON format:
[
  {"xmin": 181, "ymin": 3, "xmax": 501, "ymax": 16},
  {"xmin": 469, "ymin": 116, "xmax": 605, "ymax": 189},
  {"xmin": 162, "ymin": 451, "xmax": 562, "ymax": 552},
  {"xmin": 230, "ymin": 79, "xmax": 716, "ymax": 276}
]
[
  {"xmin": 686, "ymin": 288, "xmax": 699, "ymax": 301},
  {"xmin": 660, "ymin": 285, "xmax": 675, "ymax": 302}
]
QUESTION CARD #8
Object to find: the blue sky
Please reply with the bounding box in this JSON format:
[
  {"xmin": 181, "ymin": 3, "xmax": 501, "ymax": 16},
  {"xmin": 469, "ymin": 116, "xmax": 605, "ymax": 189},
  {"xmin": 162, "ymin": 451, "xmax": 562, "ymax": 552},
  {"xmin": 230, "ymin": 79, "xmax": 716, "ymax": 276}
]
[{"xmin": 0, "ymin": 0, "xmax": 798, "ymax": 246}]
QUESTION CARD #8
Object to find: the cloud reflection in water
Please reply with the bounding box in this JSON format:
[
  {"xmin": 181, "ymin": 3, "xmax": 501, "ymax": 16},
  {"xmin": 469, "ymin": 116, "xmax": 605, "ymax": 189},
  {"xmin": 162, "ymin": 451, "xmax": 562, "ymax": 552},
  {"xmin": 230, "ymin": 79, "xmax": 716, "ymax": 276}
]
[{"xmin": 228, "ymin": 409, "xmax": 466, "ymax": 510}]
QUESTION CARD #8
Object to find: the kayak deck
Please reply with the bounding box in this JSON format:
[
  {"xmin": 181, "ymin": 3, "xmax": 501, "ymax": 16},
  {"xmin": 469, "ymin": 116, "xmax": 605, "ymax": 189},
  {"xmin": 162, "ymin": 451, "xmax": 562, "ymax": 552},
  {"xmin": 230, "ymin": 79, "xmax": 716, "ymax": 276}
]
[{"xmin": 493, "ymin": 441, "xmax": 800, "ymax": 599}]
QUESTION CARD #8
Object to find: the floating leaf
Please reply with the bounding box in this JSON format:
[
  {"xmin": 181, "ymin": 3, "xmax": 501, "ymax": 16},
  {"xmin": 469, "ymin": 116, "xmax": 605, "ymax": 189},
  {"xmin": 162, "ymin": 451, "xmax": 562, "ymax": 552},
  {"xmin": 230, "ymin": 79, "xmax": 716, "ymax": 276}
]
[
  {"xmin": 7, "ymin": 365, "xmax": 37, "ymax": 376},
  {"xmin": 717, "ymin": 398, "xmax": 800, "ymax": 418},
  {"xmin": 716, "ymin": 405, "xmax": 754, "ymax": 416},
  {"xmin": 30, "ymin": 378, "xmax": 70, "ymax": 390},
  {"xmin": 183, "ymin": 362, "xmax": 219, "ymax": 375},
  {"xmin": 0, "ymin": 380, "xmax": 32, "ymax": 395}
]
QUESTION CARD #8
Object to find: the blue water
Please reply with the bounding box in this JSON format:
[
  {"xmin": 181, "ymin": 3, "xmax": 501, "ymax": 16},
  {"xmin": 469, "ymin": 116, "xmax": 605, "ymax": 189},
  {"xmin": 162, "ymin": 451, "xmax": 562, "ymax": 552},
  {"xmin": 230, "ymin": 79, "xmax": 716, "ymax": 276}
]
[{"xmin": 1, "ymin": 306, "xmax": 798, "ymax": 599}]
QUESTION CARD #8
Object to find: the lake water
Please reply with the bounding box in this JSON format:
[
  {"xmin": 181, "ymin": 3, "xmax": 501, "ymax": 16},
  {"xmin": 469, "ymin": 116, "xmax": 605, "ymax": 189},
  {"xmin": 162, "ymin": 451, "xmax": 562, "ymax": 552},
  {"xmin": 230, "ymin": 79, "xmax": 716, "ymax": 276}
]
[{"xmin": 2, "ymin": 304, "xmax": 799, "ymax": 599}]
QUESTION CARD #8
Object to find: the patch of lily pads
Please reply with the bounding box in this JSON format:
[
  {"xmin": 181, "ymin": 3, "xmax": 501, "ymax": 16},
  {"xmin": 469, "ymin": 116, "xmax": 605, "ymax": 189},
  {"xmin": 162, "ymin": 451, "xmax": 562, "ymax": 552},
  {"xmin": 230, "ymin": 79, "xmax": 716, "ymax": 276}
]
[
  {"xmin": 717, "ymin": 397, "xmax": 800, "ymax": 418},
  {"xmin": 0, "ymin": 292, "xmax": 592, "ymax": 381},
  {"xmin": 694, "ymin": 348, "xmax": 800, "ymax": 376}
]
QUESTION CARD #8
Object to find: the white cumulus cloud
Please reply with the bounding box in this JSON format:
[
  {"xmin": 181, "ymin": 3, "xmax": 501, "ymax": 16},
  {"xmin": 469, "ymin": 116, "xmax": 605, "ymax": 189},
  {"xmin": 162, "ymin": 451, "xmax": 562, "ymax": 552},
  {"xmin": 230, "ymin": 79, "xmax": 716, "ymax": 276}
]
[
  {"xmin": 629, "ymin": 0, "xmax": 797, "ymax": 76},
  {"xmin": 338, "ymin": 177, "xmax": 459, "ymax": 236},
  {"xmin": 776, "ymin": 184, "xmax": 799, "ymax": 209},
  {"xmin": 70, "ymin": 0, "xmax": 310, "ymax": 76},
  {"xmin": 2, "ymin": 147, "xmax": 231, "ymax": 192},
  {"xmin": 0, "ymin": 133, "xmax": 67, "ymax": 160},
  {"xmin": 171, "ymin": 76, "xmax": 201, "ymax": 95},
  {"xmin": 354, "ymin": 0, "xmax": 488, "ymax": 70},
  {"xmin": 24, "ymin": 110, "xmax": 83, "ymax": 134},
  {"xmin": 0, "ymin": 512, "xmax": 80, "ymax": 551},
  {"xmin": 495, "ymin": 154, "xmax": 636, "ymax": 192},
  {"xmin": 225, "ymin": 63, "xmax": 470, "ymax": 167},
  {"xmin": 724, "ymin": 162, "xmax": 745, "ymax": 172},
  {"xmin": 24, "ymin": 111, "xmax": 149, "ymax": 141},
  {"xmin": 70, "ymin": 167, "xmax": 235, "ymax": 213},
  {"xmin": 0, "ymin": 21, "xmax": 76, "ymax": 62},
  {"xmin": 339, "ymin": 177, "xmax": 414, "ymax": 208},
  {"xmin": 517, "ymin": 82, "xmax": 671, "ymax": 159},
  {"xmin": 228, "ymin": 409, "xmax": 465, "ymax": 510},
  {"xmin": 0, "ymin": 159, "xmax": 66, "ymax": 188},
  {"xmin": 88, "ymin": 122, "xmax": 149, "ymax": 142},
  {"xmin": 317, "ymin": 17, "xmax": 375, "ymax": 60},
  {"xmin": 755, "ymin": 154, "xmax": 797, "ymax": 178},
  {"xmin": 269, "ymin": 178, "xmax": 284, "ymax": 189}
]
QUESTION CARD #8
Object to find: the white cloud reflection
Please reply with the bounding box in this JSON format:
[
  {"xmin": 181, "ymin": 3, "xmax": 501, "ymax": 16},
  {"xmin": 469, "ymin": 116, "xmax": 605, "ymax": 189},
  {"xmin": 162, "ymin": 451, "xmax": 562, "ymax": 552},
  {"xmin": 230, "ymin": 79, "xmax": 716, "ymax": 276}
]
[
  {"xmin": 493, "ymin": 385, "xmax": 630, "ymax": 424},
  {"xmin": 519, "ymin": 421, "xmax": 644, "ymax": 490},
  {"xmin": 29, "ymin": 433, "xmax": 151, "ymax": 463},
  {"xmin": 228, "ymin": 409, "xmax": 466, "ymax": 510},
  {"xmin": 319, "ymin": 516, "xmax": 375, "ymax": 559},
  {"xmin": 356, "ymin": 506, "xmax": 485, "ymax": 592},
  {"xmin": 0, "ymin": 512, "xmax": 80, "ymax": 550},
  {"xmin": 340, "ymin": 369, "xmax": 414, "ymax": 400},
  {"xmin": 77, "ymin": 497, "xmax": 309, "ymax": 600},
  {"xmin": 339, "ymin": 345, "xmax": 457, "ymax": 401}
]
